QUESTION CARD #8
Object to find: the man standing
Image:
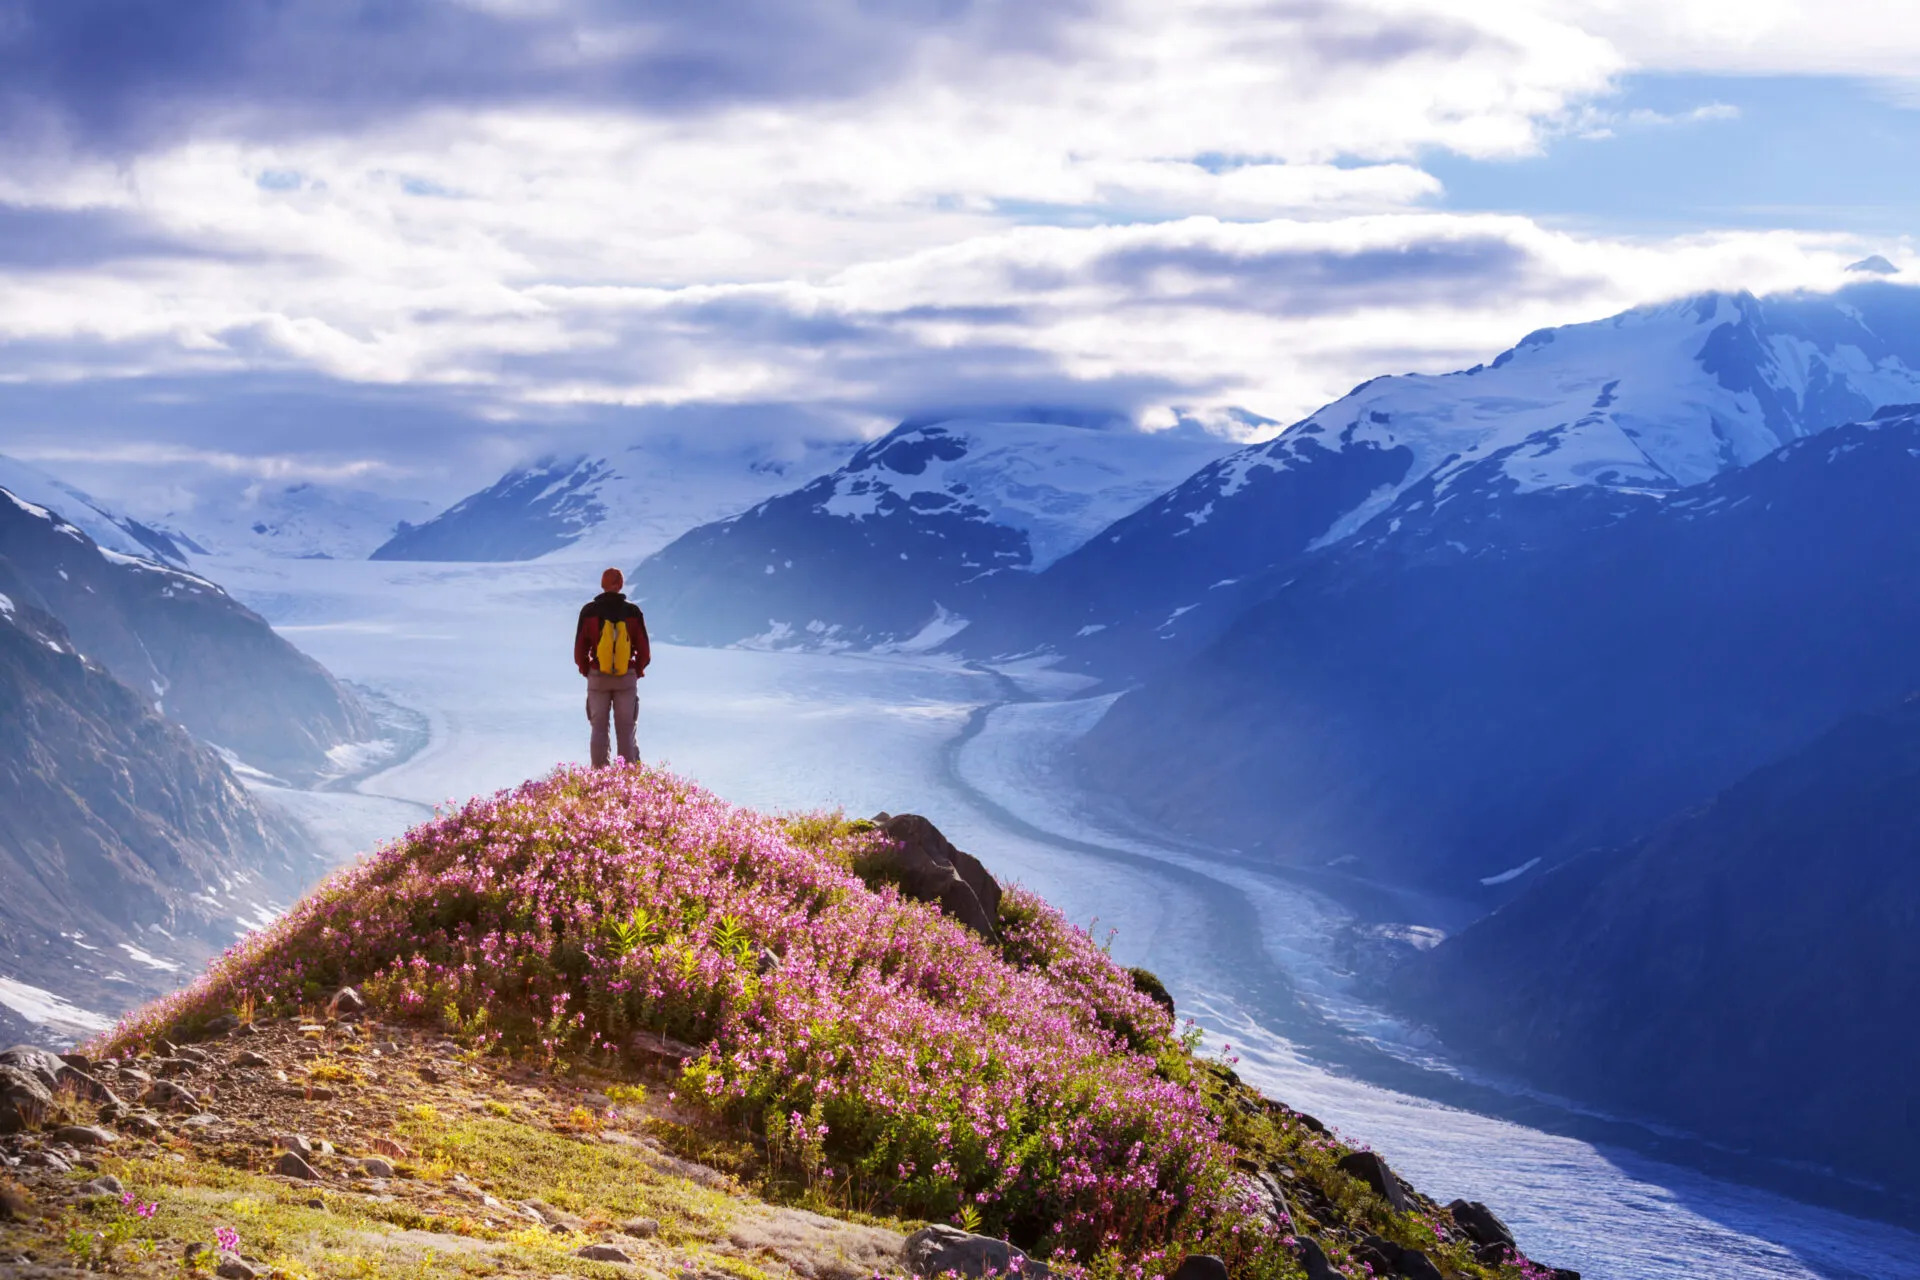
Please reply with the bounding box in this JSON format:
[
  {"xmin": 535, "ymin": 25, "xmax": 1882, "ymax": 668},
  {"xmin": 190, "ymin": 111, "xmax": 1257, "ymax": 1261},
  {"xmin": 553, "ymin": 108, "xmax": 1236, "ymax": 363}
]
[{"xmin": 574, "ymin": 568, "xmax": 650, "ymax": 767}]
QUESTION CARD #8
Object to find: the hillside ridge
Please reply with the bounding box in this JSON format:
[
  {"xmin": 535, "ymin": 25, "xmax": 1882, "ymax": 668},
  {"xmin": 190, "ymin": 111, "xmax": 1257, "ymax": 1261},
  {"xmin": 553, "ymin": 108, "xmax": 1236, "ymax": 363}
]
[{"xmin": 1, "ymin": 764, "xmax": 1577, "ymax": 1280}]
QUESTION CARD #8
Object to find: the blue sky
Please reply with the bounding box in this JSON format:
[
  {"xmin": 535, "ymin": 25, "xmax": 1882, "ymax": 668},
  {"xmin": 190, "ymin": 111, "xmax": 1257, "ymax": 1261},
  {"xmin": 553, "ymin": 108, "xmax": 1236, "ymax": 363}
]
[
  {"xmin": 1429, "ymin": 73, "xmax": 1920, "ymax": 235},
  {"xmin": 0, "ymin": 1, "xmax": 1913, "ymax": 515}
]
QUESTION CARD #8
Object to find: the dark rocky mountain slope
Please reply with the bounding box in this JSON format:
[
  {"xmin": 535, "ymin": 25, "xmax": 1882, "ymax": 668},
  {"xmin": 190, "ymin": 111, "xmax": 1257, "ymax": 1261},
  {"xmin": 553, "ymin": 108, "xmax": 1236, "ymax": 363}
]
[
  {"xmin": 1078, "ymin": 407, "xmax": 1920, "ymax": 891},
  {"xmin": 0, "ymin": 485, "xmax": 371, "ymax": 783},
  {"xmin": 1392, "ymin": 693, "xmax": 1920, "ymax": 1200},
  {"xmin": 0, "ymin": 555, "xmax": 315, "ymax": 1032}
]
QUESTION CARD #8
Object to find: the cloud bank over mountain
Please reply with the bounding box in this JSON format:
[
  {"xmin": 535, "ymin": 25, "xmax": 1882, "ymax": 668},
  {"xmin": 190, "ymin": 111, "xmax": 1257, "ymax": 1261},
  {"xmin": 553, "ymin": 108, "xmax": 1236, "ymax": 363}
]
[{"xmin": 0, "ymin": 0, "xmax": 1911, "ymax": 508}]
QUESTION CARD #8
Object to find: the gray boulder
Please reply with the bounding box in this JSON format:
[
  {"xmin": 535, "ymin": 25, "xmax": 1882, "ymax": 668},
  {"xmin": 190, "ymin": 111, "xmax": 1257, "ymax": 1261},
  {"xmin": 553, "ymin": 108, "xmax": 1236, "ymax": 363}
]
[
  {"xmin": 1336, "ymin": 1150, "xmax": 1409, "ymax": 1213},
  {"xmin": 1291, "ymin": 1238, "xmax": 1337, "ymax": 1280},
  {"xmin": 0, "ymin": 1046, "xmax": 63, "ymax": 1092},
  {"xmin": 1352, "ymin": 1236, "xmax": 1442, "ymax": 1280},
  {"xmin": 1448, "ymin": 1199, "xmax": 1515, "ymax": 1251},
  {"xmin": 868, "ymin": 814, "xmax": 1002, "ymax": 942},
  {"xmin": 1170, "ymin": 1256, "xmax": 1228, "ymax": 1280},
  {"xmin": 56, "ymin": 1065, "xmax": 121, "ymax": 1108},
  {"xmin": 1234, "ymin": 1170, "xmax": 1292, "ymax": 1233},
  {"xmin": 0, "ymin": 1064, "xmax": 52, "ymax": 1134},
  {"xmin": 904, "ymin": 1225, "xmax": 1047, "ymax": 1279},
  {"xmin": 80, "ymin": 1175, "xmax": 125, "ymax": 1198},
  {"xmin": 576, "ymin": 1243, "xmax": 634, "ymax": 1262},
  {"xmin": 275, "ymin": 1151, "xmax": 319, "ymax": 1181},
  {"xmin": 52, "ymin": 1124, "xmax": 117, "ymax": 1147},
  {"xmin": 145, "ymin": 1079, "xmax": 202, "ymax": 1113}
]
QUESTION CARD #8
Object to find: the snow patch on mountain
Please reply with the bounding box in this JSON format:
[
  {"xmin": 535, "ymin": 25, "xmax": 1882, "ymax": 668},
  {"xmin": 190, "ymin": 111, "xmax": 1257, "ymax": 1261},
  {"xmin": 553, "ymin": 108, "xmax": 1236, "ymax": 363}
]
[
  {"xmin": 1229, "ymin": 291, "xmax": 1920, "ymax": 551},
  {"xmin": 630, "ymin": 414, "xmax": 1236, "ymax": 649},
  {"xmin": 817, "ymin": 417, "xmax": 1232, "ymax": 570},
  {"xmin": 374, "ymin": 435, "xmax": 858, "ymax": 563},
  {"xmin": 0, "ymin": 453, "xmax": 193, "ymax": 563},
  {"xmin": 964, "ymin": 285, "xmax": 1920, "ymax": 674},
  {"xmin": 145, "ymin": 478, "xmax": 436, "ymax": 561}
]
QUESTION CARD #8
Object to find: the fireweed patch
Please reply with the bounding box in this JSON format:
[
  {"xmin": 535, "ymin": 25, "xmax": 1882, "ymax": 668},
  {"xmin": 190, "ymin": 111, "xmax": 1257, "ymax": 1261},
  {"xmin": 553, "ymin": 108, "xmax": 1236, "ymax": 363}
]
[{"xmin": 99, "ymin": 765, "xmax": 1259, "ymax": 1267}]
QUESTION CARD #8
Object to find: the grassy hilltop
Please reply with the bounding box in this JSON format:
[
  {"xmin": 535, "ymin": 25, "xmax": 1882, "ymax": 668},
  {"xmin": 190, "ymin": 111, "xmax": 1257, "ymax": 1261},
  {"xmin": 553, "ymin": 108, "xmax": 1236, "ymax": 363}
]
[{"xmin": 0, "ymin": 764, "xmax": 1573, "ymax": 1280}]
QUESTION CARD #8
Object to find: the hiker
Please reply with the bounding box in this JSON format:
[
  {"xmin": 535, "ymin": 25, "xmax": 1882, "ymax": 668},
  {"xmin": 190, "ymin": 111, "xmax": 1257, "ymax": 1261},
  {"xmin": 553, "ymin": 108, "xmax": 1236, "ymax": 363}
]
[{"xmin": 574, "ymin": 568, "xmax": 650, "ymax": 767}]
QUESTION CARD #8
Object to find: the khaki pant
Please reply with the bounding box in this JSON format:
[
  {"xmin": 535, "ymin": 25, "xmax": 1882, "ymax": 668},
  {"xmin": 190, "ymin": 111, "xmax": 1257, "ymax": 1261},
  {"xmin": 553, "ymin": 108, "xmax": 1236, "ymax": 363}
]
[{"xmin": 585, "ymin": 673, "xmax": 639, "ymax": 767}]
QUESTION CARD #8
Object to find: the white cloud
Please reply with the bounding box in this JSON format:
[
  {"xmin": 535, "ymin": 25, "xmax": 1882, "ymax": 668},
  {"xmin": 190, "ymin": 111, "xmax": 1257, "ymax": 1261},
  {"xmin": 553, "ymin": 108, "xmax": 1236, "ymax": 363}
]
[
  {"xmin": 0, "ymin": 0, "xmax": 1914, "ymax": 496},
  {"xmin": 1548, "ymin": 0, "xmax": 1920, "ymax": 76}
]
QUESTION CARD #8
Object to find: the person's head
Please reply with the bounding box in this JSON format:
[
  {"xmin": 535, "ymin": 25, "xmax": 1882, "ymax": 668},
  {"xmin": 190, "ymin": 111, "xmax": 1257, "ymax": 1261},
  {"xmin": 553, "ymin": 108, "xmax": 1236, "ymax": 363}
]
[{"xmin": 601, "ymin": 567, "xmax": 624, "ymax": 593}]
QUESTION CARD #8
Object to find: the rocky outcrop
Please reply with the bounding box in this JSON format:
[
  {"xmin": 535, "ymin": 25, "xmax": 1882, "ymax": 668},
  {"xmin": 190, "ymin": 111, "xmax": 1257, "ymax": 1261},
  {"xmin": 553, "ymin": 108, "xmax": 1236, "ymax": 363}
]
[
  {"xmin": 865, "ymin": 813, "xmax": 1002, "ymax": 942},
  {"xmin": 1336, "ymin": 1150, "xmax": 1410, "ymax": 1213},
  {"xmin": 1449, "ymin": 1200, "xmax": 1516, "ymax": 1255},
  {"xmin": 0, "ymin": 1065, "xmax": 51, "ymax": 1134}
]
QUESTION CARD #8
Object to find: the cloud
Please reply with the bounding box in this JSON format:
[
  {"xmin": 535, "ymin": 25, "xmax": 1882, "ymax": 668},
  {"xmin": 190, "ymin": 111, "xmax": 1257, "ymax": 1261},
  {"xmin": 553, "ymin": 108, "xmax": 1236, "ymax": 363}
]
[
  {"xmin": 1551, "ymin": 0, "xmax": 1920, "ymax": 77},
  {"xmin": 0, "ymin": 0, "xmax": 1092, "ymax": 152},
  {"xmin": 0, "ymin": 0, "xmax": 1910, "ymax": 513},
  {"xmin": 0, "ymin": 212, "xmax": 1884, "ymax": 482},
  {"xmin": 0, "ymin": 201, "xmax": 257, "ymax": 269},
  {"xmin": 1565, "ymin": 99, "xmax": 1740, "ymax": 139}
]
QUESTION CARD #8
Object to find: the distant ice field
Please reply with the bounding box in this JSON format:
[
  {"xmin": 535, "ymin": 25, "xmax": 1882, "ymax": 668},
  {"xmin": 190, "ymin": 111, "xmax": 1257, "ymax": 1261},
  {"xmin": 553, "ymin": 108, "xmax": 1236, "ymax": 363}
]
[{"xmin": 209, "ymin": 555, "xmax": 1919, "ymax": 1280}]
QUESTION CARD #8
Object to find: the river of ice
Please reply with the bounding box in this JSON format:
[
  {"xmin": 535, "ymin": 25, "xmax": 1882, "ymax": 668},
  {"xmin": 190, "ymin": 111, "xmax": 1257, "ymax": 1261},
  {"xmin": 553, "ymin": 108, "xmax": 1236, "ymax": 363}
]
[{"xmin": 208, "ymin": 556, "xmax": 1918, "ymax": 1280}]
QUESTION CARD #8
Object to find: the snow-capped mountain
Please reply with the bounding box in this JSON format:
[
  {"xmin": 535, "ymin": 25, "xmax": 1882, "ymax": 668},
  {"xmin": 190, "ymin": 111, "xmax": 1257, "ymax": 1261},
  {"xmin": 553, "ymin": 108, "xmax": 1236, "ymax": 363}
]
[
  {"xmin": 0, "ymin": 453, "xmax": 197, "ymax": 564},
  {"xmin": 964, "ymin": 283, "xmax": 1920, "ymax": 670},
  {"xmin": 1080, "ymin": 405, "xmax": 1920, "ymax": 894},
  {"xmin": 628, "ymin": 414, "xmax": 1236, "ymax": 648},
  {"xmin": 371, "ymin": 433, "xmax": 858, "ymax": 563},
  {"xmin": 153, "ymin": 478, "xmax": 436, "ymax": 561}
]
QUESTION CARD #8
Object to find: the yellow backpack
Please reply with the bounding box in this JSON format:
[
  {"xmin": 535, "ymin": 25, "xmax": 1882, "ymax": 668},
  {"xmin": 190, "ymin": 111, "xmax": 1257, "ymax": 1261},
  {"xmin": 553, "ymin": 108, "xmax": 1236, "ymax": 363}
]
[{"xmin": 594, "ymin": 618, "xmax": 632, "ymax": 676}]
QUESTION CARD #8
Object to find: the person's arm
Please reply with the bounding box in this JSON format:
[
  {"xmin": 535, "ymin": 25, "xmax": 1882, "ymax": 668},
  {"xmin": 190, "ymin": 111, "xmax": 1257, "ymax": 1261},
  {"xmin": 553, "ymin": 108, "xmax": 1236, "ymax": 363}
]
[
  {"xmin": 573, "ymin": 609, "xmax": 598, "ymax": 675},
  {"xmin": 631, "ymin": 607, "xmax": 651, "ymax": 676}
]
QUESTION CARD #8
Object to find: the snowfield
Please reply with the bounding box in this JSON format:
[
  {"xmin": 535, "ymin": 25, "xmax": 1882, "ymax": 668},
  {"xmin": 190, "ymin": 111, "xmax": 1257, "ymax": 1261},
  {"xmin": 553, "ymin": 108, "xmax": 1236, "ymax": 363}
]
[
  {"xmin": 85, "ymin": 554, "xmax": 1920, "ymax": 1280},
  {"xmin": 812, "ymin": 417, "xmax": 1235, "ymax": 569}
]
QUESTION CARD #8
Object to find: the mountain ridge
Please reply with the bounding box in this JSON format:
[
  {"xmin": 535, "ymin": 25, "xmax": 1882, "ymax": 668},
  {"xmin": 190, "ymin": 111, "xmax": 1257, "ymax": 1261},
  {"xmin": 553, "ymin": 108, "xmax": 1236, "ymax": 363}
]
[
  {"xmin": 0, "ymin": 553, "xmax": 317, "ymax": 1037},
  {"xmin": 1077, "ymin": 405, "xmax": 1920, "ymax": 890},
  {"xmin": 629, "ymin": 414, "xmax": 1234, "ymax": 648},
  {"xmin": 958, "ymin": 283, "xmax": 1920, "ymax": 671},
  {"xmin": 1392, "ymin": 689, "xmax": 1920, "ymax": 1202},
  {"xmin": 0, "ymin": 485, "xmax": 374, "ymax": 785},
  {"xmin": 0, "ymin": 765, "xmax": 1581, "ymax": 1280}
]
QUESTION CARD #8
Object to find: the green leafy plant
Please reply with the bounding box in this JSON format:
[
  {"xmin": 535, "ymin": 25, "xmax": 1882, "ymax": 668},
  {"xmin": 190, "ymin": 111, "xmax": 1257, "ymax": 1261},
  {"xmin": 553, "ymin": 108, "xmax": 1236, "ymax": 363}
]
[{"xmin": 608, "ymin": 905, "xmax": 660, "ymax": 957}]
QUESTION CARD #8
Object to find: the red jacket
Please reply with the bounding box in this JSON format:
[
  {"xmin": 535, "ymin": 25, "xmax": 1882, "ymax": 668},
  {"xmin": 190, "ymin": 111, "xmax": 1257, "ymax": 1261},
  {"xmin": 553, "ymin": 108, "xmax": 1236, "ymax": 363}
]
[{"xmin": 575, "ymin": 592, "xmax": 650, "ymax": 677}]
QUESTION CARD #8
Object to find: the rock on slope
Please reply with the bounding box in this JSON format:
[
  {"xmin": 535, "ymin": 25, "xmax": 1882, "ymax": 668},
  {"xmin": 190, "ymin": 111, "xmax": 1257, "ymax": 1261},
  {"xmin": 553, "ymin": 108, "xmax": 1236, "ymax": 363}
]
[
  {"xmin": 1079, "ymin": 407, "xmax": 1920, "ymax": 890},
  {"xmin": 963, "ymin": 284, "xmax": 1920, "ymax": 671},
  {"xmin": 630, "ymin": 414, "xmax": 1232, "ymax": 647},
  {"xmin": 1393, "ymin": 693, "xmax": 1920, "ymax": 1202},
  {"xmin": 0, "ymin": 485, "xmax": 373, "ymax": 783},
  {"xmin": 0, "ymin": 558, "xmax": 314, "ymax": 1030}
]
